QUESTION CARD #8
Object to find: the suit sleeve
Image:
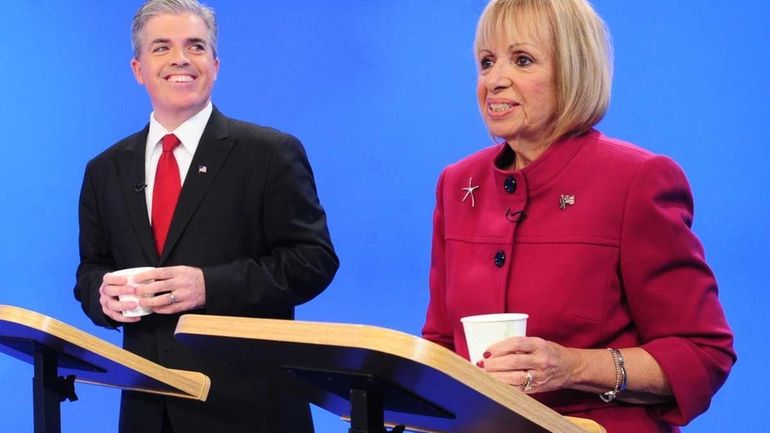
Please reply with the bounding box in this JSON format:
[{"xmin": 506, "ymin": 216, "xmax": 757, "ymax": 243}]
[
  {"xmin": 202, "ymin": 134, "xmax": 338, "ymax": 317},
  {"xmin": 620, "ymin": 155, "xmax": 735, "ymax": 424},
  {"xmin": 74, "ymin": 161, "xmax": 118, "ymax": 328},
  {"xmin": 422, "ymin": 170, "xmax": 455, "ymax": 350}
]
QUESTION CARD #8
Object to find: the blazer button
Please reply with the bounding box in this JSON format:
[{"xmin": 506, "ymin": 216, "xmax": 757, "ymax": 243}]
[
  {"xmin": 504, "ymin": 176, "xmax": 517, "ymax": 193},
  {"xmin": 494, "ymin": 250, "xmax": 506, "ymax": 267}
]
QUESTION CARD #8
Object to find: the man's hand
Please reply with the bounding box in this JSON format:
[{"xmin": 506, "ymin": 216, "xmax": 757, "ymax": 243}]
[
  {"xmin": 135, "ymin": 266, "xmax": 206, "ymax": 314},
  {"xmin": 99, "ymin": 273, "xmax": 142, "ymax": 323}
]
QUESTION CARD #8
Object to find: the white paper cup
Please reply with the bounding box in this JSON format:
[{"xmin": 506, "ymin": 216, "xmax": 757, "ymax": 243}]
[
  {"xmin": 113, "ymin": 267, "xmax": 155, "ymax": 317},
  {"xmin": 460, "ymin": 313, "xmax": 529, "ymax": 364}
]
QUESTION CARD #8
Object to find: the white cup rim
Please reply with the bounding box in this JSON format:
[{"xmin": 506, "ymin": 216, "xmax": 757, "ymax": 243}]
[
  {"xmin": 460, "ymin": 313, "xmax": 529, "ymax": 323},
  {"xmin": 111, "ymin": 266, "xmax": 155, "ymax": 276}
]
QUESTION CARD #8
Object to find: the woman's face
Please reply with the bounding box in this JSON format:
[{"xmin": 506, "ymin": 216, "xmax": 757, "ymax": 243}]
[{"xmin": 476, "ymin": 25, "xmax": 557, "ymax": 149}]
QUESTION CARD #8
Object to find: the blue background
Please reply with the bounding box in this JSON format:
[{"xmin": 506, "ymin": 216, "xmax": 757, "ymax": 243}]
[{"xmin": 1, "ymin": 1, "xmax": 767, "ymax": 432}]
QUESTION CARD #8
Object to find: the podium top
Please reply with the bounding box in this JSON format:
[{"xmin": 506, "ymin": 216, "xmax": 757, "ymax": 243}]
[
  {"xmin": 0, "ymin": 305, "xmax": 209, "ymax": 401},
  {"xmin": 175, "ymin": 315, "xmax": 603, "ymax": 433}
]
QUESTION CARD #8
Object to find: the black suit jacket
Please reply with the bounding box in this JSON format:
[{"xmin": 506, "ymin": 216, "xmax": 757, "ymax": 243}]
[{"xmin": 75, "ymin": 107, "xmax": 338, "ymax": 433}]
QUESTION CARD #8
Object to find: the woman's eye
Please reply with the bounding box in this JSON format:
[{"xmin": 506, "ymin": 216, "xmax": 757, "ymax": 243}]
[
  {"xmin": 514, "ymin": 55, "xmax": 533, "ymax": 67},
  {"xmin": 480, "ymin": 57, "xmax": 494, "ymax": 70}
]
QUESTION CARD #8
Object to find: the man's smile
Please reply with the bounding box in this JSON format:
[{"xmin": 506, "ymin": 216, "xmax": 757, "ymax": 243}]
[{"xmin": 165, "ymin": 74, "xmax": 196, "ymax": 82}]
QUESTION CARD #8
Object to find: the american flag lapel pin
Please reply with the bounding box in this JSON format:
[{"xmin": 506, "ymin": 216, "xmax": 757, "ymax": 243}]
[
  {"xmin": 559, "ymin": 194, "xmax": 575, "ymax": 210},
  {"xmin": 198, "ymin": 165, "xmax": 208, "ymax": 174}
]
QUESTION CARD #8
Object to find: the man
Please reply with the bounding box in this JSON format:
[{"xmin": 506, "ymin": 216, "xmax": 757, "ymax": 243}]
[{"xmin": 74, "ymin": 1, "xmax": 338, "ymax": 432}]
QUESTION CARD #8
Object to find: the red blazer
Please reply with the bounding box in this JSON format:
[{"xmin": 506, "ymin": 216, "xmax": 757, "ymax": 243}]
[{"xmin": 423, "ymin": 130, "xmax": 735, "ymax": 433}]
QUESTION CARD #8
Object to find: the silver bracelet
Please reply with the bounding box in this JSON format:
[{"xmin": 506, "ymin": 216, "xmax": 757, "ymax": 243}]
[{"xmin": 600, "ymin": 348, "xmax": 627, "ymax": 402}]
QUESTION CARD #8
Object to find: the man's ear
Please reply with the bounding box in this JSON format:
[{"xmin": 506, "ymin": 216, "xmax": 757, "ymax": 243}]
[
  {"xmin": 213, "ymin": 57, "xmax": 220, "ymax": 81},
  {"xmin": 130, "ymin": 57, "xmax": 145, "ymax": 85}
]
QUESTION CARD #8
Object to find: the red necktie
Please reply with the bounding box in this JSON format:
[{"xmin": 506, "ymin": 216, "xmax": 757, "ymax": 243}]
[{"xmin": 152, "ymin": 134, "xmax": 181, "ymax": 254}]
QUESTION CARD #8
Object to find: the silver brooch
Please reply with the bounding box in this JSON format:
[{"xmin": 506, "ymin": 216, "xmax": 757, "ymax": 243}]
[
  {"xmin": 462, "ymin": 177, "xmax": 480, "ymax": 207},
  {"xmin": 559, "ymin": 194, "xmax": 575, "ymax": 210}
]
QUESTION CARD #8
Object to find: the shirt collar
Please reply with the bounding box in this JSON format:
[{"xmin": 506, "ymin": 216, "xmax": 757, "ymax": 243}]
[{"xmin": 146, "ymin": 101, "xmax": 213, "ymax": 156}]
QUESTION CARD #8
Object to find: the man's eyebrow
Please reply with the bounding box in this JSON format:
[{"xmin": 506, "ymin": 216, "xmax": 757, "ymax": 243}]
[
  {"xmin": 148, "ymin": 38, "xmax": 208, "ymax": 46},
  {"xmin": 187, "ymin": 37, "xmax": 208, "ymax": 46}
]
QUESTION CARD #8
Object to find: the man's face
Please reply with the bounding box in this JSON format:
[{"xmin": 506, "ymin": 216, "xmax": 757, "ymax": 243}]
[{"xmin": 131, "ymin": 12, "xmax": 219, "ymax": 127}]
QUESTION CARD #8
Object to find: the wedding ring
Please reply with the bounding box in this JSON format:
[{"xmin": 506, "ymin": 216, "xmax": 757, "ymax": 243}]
[
  {"xmin": 523, "ymin": 371, "xmax": 533, "ymax": 392},
  {"xmin": 169, "ymin": 293, "xmax": 177, "ymax": 304}
]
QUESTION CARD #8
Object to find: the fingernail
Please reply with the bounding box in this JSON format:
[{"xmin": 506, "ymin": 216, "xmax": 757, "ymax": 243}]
[
  {"xmin": 476, "ymin": 360, "xmax": 484, "ymax": 368},
  {"xmin": 483, "ymin": 351, "xmax": 491, "ymax": 359}
]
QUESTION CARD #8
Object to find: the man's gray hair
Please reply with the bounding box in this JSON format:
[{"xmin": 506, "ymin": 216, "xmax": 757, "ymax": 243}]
[{"xmin": 131, "ymin": 0, "xmax": 217, "ymax": 59}]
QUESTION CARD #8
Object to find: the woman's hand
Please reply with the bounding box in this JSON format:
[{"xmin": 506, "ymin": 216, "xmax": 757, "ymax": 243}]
[
  {"xmin": 478, "ymin": 338, "xmax": 673, "ymax": 402},
  {"xmin": 478, "ymin": 336, "xmax": 581, "ymax": 394}
]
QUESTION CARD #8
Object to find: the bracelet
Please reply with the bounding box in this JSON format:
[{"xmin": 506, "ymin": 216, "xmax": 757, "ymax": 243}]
[{"xmin": 600, "ymin": 348, "xmax": 627, "ymax": 402}]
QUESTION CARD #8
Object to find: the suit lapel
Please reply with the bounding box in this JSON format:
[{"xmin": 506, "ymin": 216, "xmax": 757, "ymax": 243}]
[
  {"xmin": 115, "ymin": 125, "xmax": 160, "ymax": 263},
  {"xmin": 160, "ymin": 107, "xmax": 235, "ymax": 263}
]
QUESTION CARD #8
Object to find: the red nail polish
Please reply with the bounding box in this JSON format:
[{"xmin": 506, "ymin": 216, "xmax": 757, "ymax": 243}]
[
  {"xmin": 476, "ymin": 360, "xmax": 484, "ymax": 368},
  {"xmin": 483, "ymin": 351, "xmax": 491, "ymax": 359}
]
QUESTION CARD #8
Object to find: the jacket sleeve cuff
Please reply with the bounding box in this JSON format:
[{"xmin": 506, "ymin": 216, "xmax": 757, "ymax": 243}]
[{"xmin": 642, "ymin": 337, "xmax": 722, "ymax": 425}]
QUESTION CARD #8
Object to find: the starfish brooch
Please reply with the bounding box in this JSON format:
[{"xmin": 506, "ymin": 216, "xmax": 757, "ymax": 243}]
[{"xmin": 462, "ymin": 177, "xmax": 480, "ymax": 207}]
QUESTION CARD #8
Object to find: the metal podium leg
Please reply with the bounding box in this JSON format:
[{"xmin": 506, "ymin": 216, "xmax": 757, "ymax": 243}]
[
  {"xmin": 348, "ymin": 387, "xmax": 405, "ymax": 433},
  {"xmin": 349, "ymin": 387, "xmax": 385, "ymax": 433},
  {"xmin": 32, "ymin": 347, "xmax": 61, "ymax": 433}
]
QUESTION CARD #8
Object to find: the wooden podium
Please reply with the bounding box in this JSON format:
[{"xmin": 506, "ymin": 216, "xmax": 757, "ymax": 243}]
[
  {"xmin": 175, "ymin": 315, "xmax": 604, "ymax": 433},
  {"xmin": 0, "ymin": 305, "xmax": 210, "ymax": 433}
]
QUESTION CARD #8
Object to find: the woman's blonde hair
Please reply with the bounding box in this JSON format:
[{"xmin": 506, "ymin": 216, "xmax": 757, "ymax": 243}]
[{"xmin": 475, "ymin": 0, "xmax": 613, "ymax": 143}]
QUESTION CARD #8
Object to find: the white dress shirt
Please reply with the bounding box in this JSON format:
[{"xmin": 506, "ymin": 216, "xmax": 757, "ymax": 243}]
[{"xmin": 144, "ymin": 101, "xmax": 213, "ymax": 221}]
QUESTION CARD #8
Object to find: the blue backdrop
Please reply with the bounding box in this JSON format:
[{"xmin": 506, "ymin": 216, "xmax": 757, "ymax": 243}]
[{"xmin": 1, "ymin": 1, "xmax": 767, "ymax": 432}]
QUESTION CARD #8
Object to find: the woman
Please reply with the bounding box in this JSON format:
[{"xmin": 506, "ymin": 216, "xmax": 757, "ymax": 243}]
[{"xmin": 421, "ymin": 1, "xmax": 735, "ymax": 432}]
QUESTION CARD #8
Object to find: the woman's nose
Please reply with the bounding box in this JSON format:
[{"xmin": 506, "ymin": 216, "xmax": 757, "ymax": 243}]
[{"xmin": 486, "ymin": 63, "xmax": 511, "ymax": 91}]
